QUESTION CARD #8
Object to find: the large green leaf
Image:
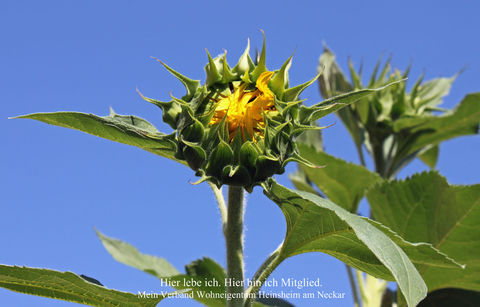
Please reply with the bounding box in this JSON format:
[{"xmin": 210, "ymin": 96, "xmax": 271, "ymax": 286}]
[
  {"xmin": 262, "ymin": 180, "xmax": 462, "ymax": 307},
  {"xmin": 96, "ymin": 231, "xmax": 226, "ymax": 307},
  {"xmin": 317, "ymin": 45, "xmax": 352, "ymax": 98},
  {"xmin": 289, "ymin": 129, "xmax": 324, "ymax": 195},
  {"xmin": 14, "ymin": 109, "xmax": 183, "ymax": 164},
  {"xmin": 289, "ymin": 169, "xmax": 318, "ymax": 196},
  {"xmin": 299, "ymin": 80, "xmax": 403, "ymax": 123},
  {"xmin": 295, "ymin": 143, "xmax": 382, "ymax": 212},
  {"xmin": 414, "ymin": 76, "xmax": 456, "ymax": 112},
  {"xmin": 367, "ymin": 171, "xmax": 480, "ymax": 292},
  {"xmin": 96, "ymin": 231, "xmax": 271, "ymax": 307},
  {"xmin": 417, "ymin": 145, "xmax": 439, "ymax": 169},
  {"xmin": 393, "ymin": 93, "xmax": 480, "ymax": 158},
  {"xmin": 318, "ymin": 46, "xmax": 367, "ymax": 162},
  {"xmin": 0, "ymin": 265, "xmax": 164, "ymax": 307}
]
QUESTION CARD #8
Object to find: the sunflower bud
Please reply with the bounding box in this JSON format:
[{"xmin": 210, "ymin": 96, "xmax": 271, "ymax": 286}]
[{"xmin": 140, "ymin": 35, "xmax": 324, "ymax": 191}]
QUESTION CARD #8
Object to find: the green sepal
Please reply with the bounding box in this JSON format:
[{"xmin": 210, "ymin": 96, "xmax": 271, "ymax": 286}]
[
  {"xmin": 174, "ymin": 145, "xmax": 185, "ymax": 160},
  {"xmin": 217, "ymin": 119, "xmax": 230, "ymax": 143},
  {"xmin": 205, "ymin": 49, "xmax": 222, "ymax": 86},
  {"xmin": 283, "ymin": 73, "xmax": 321, "ymax": 102},
  {"xmin": 409, "ymin": 72, "xmax": 425, "ymax": 109},
  {"xmin": 273, "ymin": 131, "xmax": 294, "ymax": 156},
  {"xmin": 250, "ymin": 31, "xmax": 267, "ymax": 81},
  {"xmin": 348, "ymin": 57, "xmax": 362, "ymax": 89},
  {"xmin": 230, "ymin": 126, "xmax": 246, "ymax": 161},
  {"xmin": 368, "ymin": 55, "xmax": 384, "ymax": 87},
  {"xmin": 137, "ymin": 89, "xmax": 181, "ymax": 129},
  {"xmin": 377, "ymin": 55, "xmax": 392, "ymax": 85},
  {"xmin": 241, "ymin": 69, "xmax": 252, "ymax": 83},
  {"xmin": 183, "ymin": 143, "xmax": 207, "ymax": 171},
  {"xmin": 291, "ymin": 122, "xmax": 333, "ymax": 135},
  {"xmin": 175, "ymin": 102, "xmax": 202, "ymax": 140},
  {"xmin": 205, "ymin": 139, "xmax": 234, "ymax": 178},
  {"xmin": 180, "ymin": 118, "xmax": 205, "ymax": 143},
  {"xmin": 153, "ymin": 57, "xmax": 200, "ymax": 100},
  {"xmin": 278, "ymin": 99, "xmax": 305, "ymax": 118},
  {"xmin": 221, "ymin": 52, "xmax": 236, "ymax": 83},
  {"xmin": 254, "ymin": 155, "xmax": 283, "ymax": 182},
  {"xmin": 190, "ymin": 171, "xmax": 214, "ymax": 186},
  {"xmin": 273, "ymin": 120, "xmax": 292, "ymax": 135},
  {"xmin": 169, "ymin": 93, "xmax": 191, "ymax": 109},
  {"xmin": 203, "ymin": 113, "xmax": 228, "ymax": 153},
  {"xmin": 283, "ymin": 152, "xmax": 322, "ymax": 169},
  {"xmin": 232, "ymin": 39, "xmax": 255, "ymax": 76},
  {"xmin": 239, "ymin": 141, "xmax": 260, "ymax": 174},
  {"xmin": 221, "ymin": 165, "xmax": 251, "ymax": 186},
  {"xmin": 187, "ymin": 85, "xmax": 209, "ymax": 115},
  {"xmin": 270, "ymin": 53, "xmax": 294, "ymax": 98},
  {"xmin": 261, "ymin": 115, "xmax": 273, "ymax": 150}
]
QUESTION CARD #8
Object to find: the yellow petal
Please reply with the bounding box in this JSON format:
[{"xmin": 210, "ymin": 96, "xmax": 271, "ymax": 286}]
[
  {"xmin": 209, "ymin": 71, "xmax": 276, "ymax": 142},
  {"xmin": 256, "ymin": 71, "xmax": 275, "ymax": 96}
]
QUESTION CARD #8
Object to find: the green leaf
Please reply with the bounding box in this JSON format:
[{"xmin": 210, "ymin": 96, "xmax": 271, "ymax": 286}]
[
  {"xmin": 417, "ymin": 145, "xmax": 439, "ymax": 169},
  {"xmin": 264, "ymin": 181, "xmax": 459, "ymax": 277},
  {"xmin": 0, "ymin": 264, "xmax": 164, "ymax": 307},
  {"xmin": 282, "ymin": 73, "xmax": 320, "ymax": 102},
  {"xmin": 318, "ymin": 46, "xmax": 368, "ymax": 160},
  {"xmin": 96, "ymin": 231, "xmax": 227, "ymax": 307},
  {"xmin": 414, "ymin": 76, "xmax": 456, "ymax": 112},
  {"xmin": 289, "ymin": 169, "xmax": 318, "ymax": 195},
  {"xmin": 393, "ymin": 93, "xmax": 480, "ymax": 157},
  {"xmin": 296, "ymin": 143, "xmax": 382, "ymax": 212},
  {"xmin": 299, "ymin": 80, "xmax": 403, "ymax": 123},
  {"xmin": 288, "ymin": 129, "xmax": 322, "ymax": 195},
  {"xmin": 13, "ymin": 110, "xmax": 183, "ymax": 164},
  {"xmin": 263, "ymin": 181, "xmax": 431, "ymax": 306},
  {"xmin": 367, "ymin": 171, "xmax": 480, "ymax": 292},
  {"xmin": 317, "ymin": 45, "xmax": 352, "ymax": 98},
  {"xmin": 337, "ymin": 105, "xmax": 367, "ymax": 154},
  {"xmin": 96, "ymin": 230, "xmax": 180, "ymax": 278},
  {"xmin": 367, "ymin": 220, "xmax": 462, "ymax": 271}
]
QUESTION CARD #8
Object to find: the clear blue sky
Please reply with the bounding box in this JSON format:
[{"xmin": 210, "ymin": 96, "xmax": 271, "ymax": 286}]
[{"xmin": 1, "ymin": 1, "xmax": 479, "ymax": 306}]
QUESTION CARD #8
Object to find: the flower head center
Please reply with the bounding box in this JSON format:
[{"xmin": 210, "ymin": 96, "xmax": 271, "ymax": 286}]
[{"xmin": 209, "ymin": 71, "xmax": 276, "ymax": 141}]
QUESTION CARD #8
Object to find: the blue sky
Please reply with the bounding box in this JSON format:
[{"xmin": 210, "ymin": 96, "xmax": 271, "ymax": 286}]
[{"xmin": 1, "ymin": 1, "xmax": 479, "ymax": 306}]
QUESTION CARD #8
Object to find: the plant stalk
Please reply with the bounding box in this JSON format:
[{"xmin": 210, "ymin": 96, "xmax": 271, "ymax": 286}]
[
  {"xmin": 243, "ymin": 248, "xmax": 282, "ymax": 306},
  {"xmin": 345, "ymin": 264, "xmax": 360, "ymax": 307},
  {"xmin": 226, "ymin": 185, "xmax": 245, "ymax": 307}
]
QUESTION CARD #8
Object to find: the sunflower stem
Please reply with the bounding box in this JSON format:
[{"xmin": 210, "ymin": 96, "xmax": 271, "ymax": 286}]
[{"xmin": 226, "ymin": 185, "xmax": 245, "ymax": 307}]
